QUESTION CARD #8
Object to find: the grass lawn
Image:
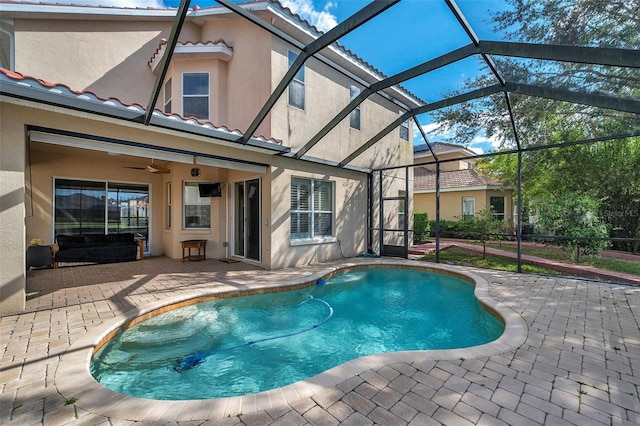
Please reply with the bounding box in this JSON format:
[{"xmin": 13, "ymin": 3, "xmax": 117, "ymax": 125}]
[
  {"xmin": 420, "ymin": 247, "xmax": 561, "ymax": 275},
  {"xmin": 480, "ymin": 242, "xmax": 640, "ymax": 276}
]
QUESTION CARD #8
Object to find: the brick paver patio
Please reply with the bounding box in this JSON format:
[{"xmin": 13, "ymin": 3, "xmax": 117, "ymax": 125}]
[{"xmin": 1, "ymin": 257, "xmax": 639, "ymax": 425}]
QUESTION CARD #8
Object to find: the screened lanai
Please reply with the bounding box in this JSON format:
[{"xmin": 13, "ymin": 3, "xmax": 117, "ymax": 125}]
[{"xmin": 154, "ymin": 0, "xmax": 639, "ymax": 274}]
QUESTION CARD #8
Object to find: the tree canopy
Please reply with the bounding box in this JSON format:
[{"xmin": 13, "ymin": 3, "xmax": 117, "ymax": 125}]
[{"xmin": 431, "ymin": 0, "xmax": 640, "ymax": 252}]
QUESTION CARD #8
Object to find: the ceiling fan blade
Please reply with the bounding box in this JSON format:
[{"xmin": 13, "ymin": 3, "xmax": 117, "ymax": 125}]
[
  {"xmin": 148, "ymin": 165, "xmax": 171, "ymax": 174},
  {"xmin": 123, "ymin": 166, "xmax": 148, "ymax": 170}
]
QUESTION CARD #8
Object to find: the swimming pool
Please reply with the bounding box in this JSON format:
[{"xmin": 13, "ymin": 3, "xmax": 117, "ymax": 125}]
[{"xmin": 90, "ymin": 265, "xmax": 504, "ymax": 400}]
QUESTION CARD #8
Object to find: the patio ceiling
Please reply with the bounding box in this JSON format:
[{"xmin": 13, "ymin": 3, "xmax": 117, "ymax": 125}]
[{"xmin": 149, "ymin": 0, "xmax": 640, "ymax": 172}]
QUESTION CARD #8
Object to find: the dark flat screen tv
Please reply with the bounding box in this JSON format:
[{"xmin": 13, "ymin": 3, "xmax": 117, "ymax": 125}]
[{"xmin": 198, "ymin": 182, "xmax": 222, "ymax": 197}]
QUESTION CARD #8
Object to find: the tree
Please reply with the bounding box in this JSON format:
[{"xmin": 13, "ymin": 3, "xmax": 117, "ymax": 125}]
[
  {"xmin": 432, "ymin": 0, "xmax": 639, "ymax": 149},
  {"xmin": 531, "ymin": 192, "xmax": 609, "ymax": 261},
  {"xmin": 431, "ymin": 0, "xmax": 640, "ymax": 252}
]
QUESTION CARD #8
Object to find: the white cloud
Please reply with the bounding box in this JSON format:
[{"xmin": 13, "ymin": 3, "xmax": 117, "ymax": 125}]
[
  {"xmin": 279, "ymin": 0, "xmax": 338, "ymax": 32},
  {"xmin": 470, "ymin": 132, "xmax": 501, "ymax": 152},
  {"xmin": 414, "ymin": 121, "xmax": 454, "ymax": 144},
  {"xmin": 414, "ymin": 121, "xmax": 504, "ymax": 155}
]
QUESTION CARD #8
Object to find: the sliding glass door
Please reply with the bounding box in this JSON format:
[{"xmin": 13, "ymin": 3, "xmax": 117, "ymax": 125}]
[
  {"xmin": 233, "ymin": 178, "xmax": 260, "ymax": 261},
  {"xmin": 54, "ymin": 179, "xmax": 149, "ymax": 250}
]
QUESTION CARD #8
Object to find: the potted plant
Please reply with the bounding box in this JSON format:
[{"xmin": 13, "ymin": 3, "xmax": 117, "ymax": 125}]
[{"xmin": 26, "ymin": 238, "xmax": 53, "ymax": 270}]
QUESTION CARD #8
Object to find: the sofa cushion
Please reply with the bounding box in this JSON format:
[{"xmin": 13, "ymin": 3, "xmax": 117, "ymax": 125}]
[
  {"xmin": 83, "ymin": 234, "xmax": 110, "ymax": 244},
  {"xmin": 54, "ymin": 233, "xmax": 139, "ymax": 265},
  {"xmin": 56, "ymin": 235, "xmax": 85, "ymax": 250},
  {"xmin": 54, "ymin": 245, "xmax": 137, "ymax": 263},
  {"xmin": 107, "ymin": 233, "xmax": 134, "ymax": 243}
]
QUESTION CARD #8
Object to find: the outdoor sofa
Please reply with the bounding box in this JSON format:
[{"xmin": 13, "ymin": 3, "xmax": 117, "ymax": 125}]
[{"xmin": 52, "ymin": 233, "xmax": 143, "ymax": 268}]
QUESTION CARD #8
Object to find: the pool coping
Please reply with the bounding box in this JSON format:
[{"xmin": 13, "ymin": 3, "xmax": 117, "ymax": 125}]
[{"xmin": 54, "ymin": 260, "xmax": 528, "ymax": 422}]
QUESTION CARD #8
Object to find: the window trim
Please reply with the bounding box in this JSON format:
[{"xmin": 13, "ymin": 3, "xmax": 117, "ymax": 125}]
[
  {"xmin": 182, "ymin": 72, "xmax": 210, "ymax": 120},
  {"xmin": 462, "ymin": 196, "xmax": 475, "ymax": 220},
  {"xmin": 290, "ymin": 177, "xmax": 335, "ymax": 243}
]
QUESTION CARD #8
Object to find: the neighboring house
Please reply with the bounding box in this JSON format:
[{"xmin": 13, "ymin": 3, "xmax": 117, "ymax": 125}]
[
  {"xmin": 0, "ymin": 1, "xmax": 420, "ymax": 314},
  {"xmin": 413, "ymin": 142, "xmax": 513, "ymax": 224}
]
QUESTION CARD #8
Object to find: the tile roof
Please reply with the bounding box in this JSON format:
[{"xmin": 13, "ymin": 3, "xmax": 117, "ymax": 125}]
[
  {"xmin": 414, "ymin": 166, "xmax": 505, "ymax": 191},
  {"xmin": 148, "ymin": 39, "xmax": 234, "ymax": 71},
  {"xmin": 0, "ymin": 67, "xmax": 285, "ymax": 149}
]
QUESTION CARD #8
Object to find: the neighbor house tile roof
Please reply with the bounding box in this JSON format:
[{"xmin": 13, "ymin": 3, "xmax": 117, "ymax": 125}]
[
  {"xmin": 0, "ymin": 67, "xmax": 284, "ymax": 148},
  {"xmin": 414, "ymin": 166, "xmax": 504, "ymax": 191}
]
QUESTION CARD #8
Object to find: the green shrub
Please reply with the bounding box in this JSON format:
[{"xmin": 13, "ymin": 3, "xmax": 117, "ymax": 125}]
[
  {"xmin": 413, "ymin": 212, "xmax": 430, "ymax": 244},
  {"xmin": 531, "ymin": 192, "xmax": 609, "ymax": 261}
]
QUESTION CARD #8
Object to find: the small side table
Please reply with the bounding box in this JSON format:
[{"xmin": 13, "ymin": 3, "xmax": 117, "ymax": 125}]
[{"xmin": 181, "ymin": 239, "xmax": 207, "ymax": 262}]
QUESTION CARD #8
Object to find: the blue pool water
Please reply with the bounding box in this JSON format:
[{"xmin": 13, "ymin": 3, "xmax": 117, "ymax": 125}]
[{"xmin": 91, "ymin": 267, "xmax": 504, "ymax": 400}]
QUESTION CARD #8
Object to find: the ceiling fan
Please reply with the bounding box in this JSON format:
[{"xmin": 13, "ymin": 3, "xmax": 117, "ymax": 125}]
[{"xmin": 123, "ymin": 160, "xmax": 170, "ymax": 174}]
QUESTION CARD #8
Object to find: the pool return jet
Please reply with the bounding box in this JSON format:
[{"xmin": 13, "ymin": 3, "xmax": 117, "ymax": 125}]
[{"xmin": 175, "ymin": 295, "xmax": 333, "ymax": 372}]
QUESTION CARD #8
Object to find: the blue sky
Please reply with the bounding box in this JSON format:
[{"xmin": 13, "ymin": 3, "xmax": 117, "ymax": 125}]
[{"xmin": 21, "ymin": 0, "xmax": 512, "ymax": 153}]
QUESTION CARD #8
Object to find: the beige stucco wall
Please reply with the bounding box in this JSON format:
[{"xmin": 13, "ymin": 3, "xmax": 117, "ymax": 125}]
[
  {"xmin": 269, "ymin": 156, "xmax": 368, "ymax": 270},
  {"xmin": 269, "ymin": 38, "xmax": 414, "ymax": 171},
  {"xmin": 414, "ymin": 189, "xmax": 513, "ymax": 224},
  {"xmin": 166, "ymin": 59, "xmax": 228, "ymax": 127},
  {"xmin": 200, "ymin": 19, "xmax": 272, "ymax": 138},
  {"xmin": 414, "ymin": 151, "xmax": 476, "ymax": 172},
  {"xmin": 0, "ymin": 103, "xmax": 26, "ymax": 315},
  {"xmin": 13, "ymin": 19, "xmax": 176, "ymax": 105}
]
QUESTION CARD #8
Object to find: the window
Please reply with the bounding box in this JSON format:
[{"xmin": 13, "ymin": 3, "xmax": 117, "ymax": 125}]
[
  {"xmin": 490, "ymin": 196, "xmax": 505, "ymax": 220},
  {"xmin": 163, "ymin": 79, "xmax": 172, "ymax": 113},
  {"xmin": 349, "ymin": 85, "xmax": 361, "ymax": 130},
  {"xmin": 287, "ymin": 50, "xmax": 305, "ymax": 110},
  {"xmin": 183, "ymin": 182, "xmax": 210, "ymax": 229},
  {"xmin": 166, "ymin": 182, "xmax": 172, "ymax": 229},
  {"xmin": 462, "ymin": 197, "xmax": 475, "ymax": 221},
  {"xmin": 0, "ymin": 25, "xmax": 15, "ymax": 70},
  {"xmin": 399, "ymin": 114, "xmax": 410, "ymax": 141},
  {"xmin": 290, "ymin": 178, "xmax": 333, "ymax": 239},
  {"xmin": 183, "ymin": 73, "xmax": 209, "ymax": 119}
]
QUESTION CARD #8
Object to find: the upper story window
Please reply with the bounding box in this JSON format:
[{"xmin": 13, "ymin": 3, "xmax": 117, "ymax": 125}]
[
  {"xmin": 287, "ymin": 50, "xmax": 305, "ymax": 110},
  {"xmin": 350, "ymin": 85, "xmax": 361, "ymax": 130},
  {"xmin": 290, "ymin": 177, "xmax": 334, "ymax": 240},
  {"xmin": 163, "ymin": 79, "xmax": 172, "ymax": 114},
  {"xmin": 183, "ymin": 73, "xmax": 209, "ymax": 120},
  {"xmin": 399, "ymin": 113, "xmax": 410, "ymax": 141}
]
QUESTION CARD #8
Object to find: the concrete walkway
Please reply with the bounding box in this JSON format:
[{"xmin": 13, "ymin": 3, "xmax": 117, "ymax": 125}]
[
  {"xmin": 1, "ymin": 257, "xmax": 639, "ymax": 425},
  {"xmin": 409, "ymin": 241, "xmax": 640, "ymax": 286}
]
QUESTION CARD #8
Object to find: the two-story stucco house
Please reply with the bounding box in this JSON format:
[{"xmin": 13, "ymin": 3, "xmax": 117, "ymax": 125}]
[
  {"xmin": 0, "ymin": 1, "xmax": 421, "ymax": 314},
  {"xmin": 413, "ymin": 142, "xmax": 513, "ymax": 224}
]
